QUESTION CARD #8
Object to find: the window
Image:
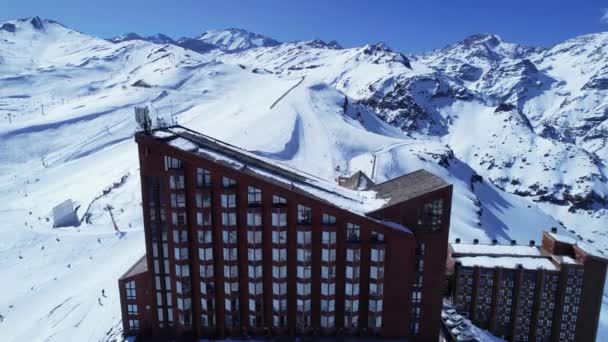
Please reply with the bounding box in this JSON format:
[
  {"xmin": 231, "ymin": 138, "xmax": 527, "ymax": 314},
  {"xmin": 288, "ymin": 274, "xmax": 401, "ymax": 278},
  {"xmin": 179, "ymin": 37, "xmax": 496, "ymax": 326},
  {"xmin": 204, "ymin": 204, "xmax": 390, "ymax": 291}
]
[
  {"xmin": 200, "ymin": 264, "xmax": 214, "ymax": 278},
  {"xmin": 418, "ymin": 199, "xmax": 444, "ymax": 231},
  {"xmin": 247, "ymin": 212, "xmax": 262, "ymax": 227},
  {"xmin": 347, "ymin": 223, "xmax": 360, "ymax": 241},
  {"xmin": 322, "ymin": 231, "xmax": 336, "ymax": 244},
  {"xmin": 272, "ymin": 195, "xmax": 287, "ymax": 206},
  {"xmin": 297, "ymin": 265, "xmax": 312, "ymax": 278},
  {"xmin": 249, "ymin": 248, "xmax": 263, "ymax": 261},
  {"xmin": 222, "ymin": 176, "xmax": 236, "ymax": 188},
  {"xmin": 346, "ymin": 248, "xmax": 360, "ymax": 263},
  {"xmin": 322, "ymin": 249, "xmax": 336, "ymax": 262},
  {"xmin": 272, "ymin": 212, "xmax": 287, "ymax": 227},
  {"xmin": 322, "ymin": 213, "xmax": 336, "ymax": 225},
  {"xmin": 175, "ymin": 247, "xmax": 189, "ymax": 260},
  {"xmin": 370, "ymin": 230, "xmax": 384, "ymax": 242},
  {"xmin": 172, "ymin": 212, "xmax": 187, "ymax": 225},
  {"xmin": 196, "ymin": 212, "xmax": 211, "ymax": 226},
  {"xmin": 199, "ymin": 248, "xmax": 213, "ymax": 261},
  {"xmin": 221, "ymin": 194, "xmax": 236, "ymax": 208},
  {"xmin": 164, "ymin": 156, "xmax": 183, "ymax": 170},
  {"xmin": 128, "ymin": 319, "xmax": 140, "ymax": 330},
  {"xmin": 297, "ymin": 230, "xmax": 312, "ymax": 245},
  {"xmin": 273, "ymin": 248, "xmax": 287, "ymax": 261},
  {"xmin": 221, "ymin": 212, "xmax": 237, "ymax": 226},
  {"xmin": 248, "ymin": 229, "xmax": 263, "ymax": 244},
  {"xmin": 128, "ymin": 304, "xmax": 138, "ymax": 315},
  {"xmin": 196, "ymin": 168, "xmax": 211, "ymax": 187},
  {"xmin": 297, "ymin": 205, "xmax": 312, "ymax": 225},
  {"xmin": 224, "ymin": 247, "xmax": 238, "ymax": 261},
  {"xmin": 170, "ymin": 193, "xmax": 186, "ymax": 208},
  {"xmin": 273, "ymin": 265, "xmax": 287, "ymax": 278},
  {"xmin": 169, "ymin": 175, "xmax": 185, "ymax": 189},
  {"xmin": 248, "ymin": 186, "xmax": 262, "ymax": 205},
  {"xmin": 195, "ymin": 193, "xmax": 211, "ymax": 208},
  {"xmin": 126, "ymin": 281, "xmax": 136, "ymax": 299},
  {"xmin": 173, "ymin": 230, "xmax": 188, "ymax": 243},
  {"xmin": 371, "ymin": 249, "xmax": 385, "ymax": 263}
]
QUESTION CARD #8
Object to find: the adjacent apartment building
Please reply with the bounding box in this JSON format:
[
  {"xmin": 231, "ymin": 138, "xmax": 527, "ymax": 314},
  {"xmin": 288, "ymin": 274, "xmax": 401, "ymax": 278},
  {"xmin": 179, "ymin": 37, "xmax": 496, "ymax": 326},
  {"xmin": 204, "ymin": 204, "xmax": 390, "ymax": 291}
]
[
  {"xmin": 118, "ymin": 125, "xmax": 453, "ymax": 341},
  {"xmin": 446, "ymin": 230, "xmax": 608, "ymax": 342}
]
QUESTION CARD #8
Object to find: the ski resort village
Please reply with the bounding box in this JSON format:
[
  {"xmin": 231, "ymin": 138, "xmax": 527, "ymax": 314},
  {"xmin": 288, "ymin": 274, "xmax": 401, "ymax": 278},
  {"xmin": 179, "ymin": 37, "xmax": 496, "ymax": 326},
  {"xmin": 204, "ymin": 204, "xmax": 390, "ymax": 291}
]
[{"xmin": 2, "ymin": 12, "xmax": 608, "ymax": 342}]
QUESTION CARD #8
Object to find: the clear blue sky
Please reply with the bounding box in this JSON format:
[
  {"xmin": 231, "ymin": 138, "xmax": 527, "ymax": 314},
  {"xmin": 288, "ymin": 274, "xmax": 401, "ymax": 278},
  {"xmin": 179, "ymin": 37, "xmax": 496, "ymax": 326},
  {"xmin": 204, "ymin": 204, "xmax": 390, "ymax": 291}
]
[{"xmin": 2, "ymin": 0, "xmax": 608, "ymax": 53}]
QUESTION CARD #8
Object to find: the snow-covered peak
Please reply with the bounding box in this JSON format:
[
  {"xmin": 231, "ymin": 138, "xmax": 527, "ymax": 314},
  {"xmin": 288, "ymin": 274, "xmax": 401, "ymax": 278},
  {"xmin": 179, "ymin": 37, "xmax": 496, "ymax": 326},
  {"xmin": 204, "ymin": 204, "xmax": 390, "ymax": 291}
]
[
  {"xmin": 0, "ymin": 16, "xmax": 66, "ymax": 33},
  {"xmin": 196, "ymin": 28, "xmax": 280, "ymax": 53},
  {"xmin": 420, "ymin": 33, "xmax": 543, "ymax": 73},
  {"xmin": 297, "ymin": 39, "xmax": 343, "ymax": 50},
  {"xmin": 108, "ymin": 32, "xmax": 176, "ymax": 44},
  {"xmin": 108, "ymin": 32, "xmax": 143, "ymax": 43}
]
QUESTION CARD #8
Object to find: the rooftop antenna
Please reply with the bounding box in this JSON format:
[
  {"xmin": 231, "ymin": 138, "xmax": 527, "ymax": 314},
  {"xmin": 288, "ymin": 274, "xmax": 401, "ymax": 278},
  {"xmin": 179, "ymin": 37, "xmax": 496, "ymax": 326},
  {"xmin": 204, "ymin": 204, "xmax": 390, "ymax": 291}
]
[{"xmin": 134, "ymin": 106, "xmax": 152, "ymax": 134}]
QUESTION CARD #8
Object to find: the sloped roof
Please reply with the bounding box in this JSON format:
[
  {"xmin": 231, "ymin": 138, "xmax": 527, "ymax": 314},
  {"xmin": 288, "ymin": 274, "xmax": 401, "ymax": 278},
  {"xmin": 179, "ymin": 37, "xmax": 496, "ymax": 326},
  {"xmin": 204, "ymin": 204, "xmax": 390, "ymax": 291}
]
[
  {"xmin": 145, "ymin": 126, "xmax": 450, "ymax": 218},
  {"xmin": 368, "ymin": 169, "xmax": 450, "ymax": 208},
  {"xmin": 120, "ymin": 254, "xmax": 148, "ymax": 279}
]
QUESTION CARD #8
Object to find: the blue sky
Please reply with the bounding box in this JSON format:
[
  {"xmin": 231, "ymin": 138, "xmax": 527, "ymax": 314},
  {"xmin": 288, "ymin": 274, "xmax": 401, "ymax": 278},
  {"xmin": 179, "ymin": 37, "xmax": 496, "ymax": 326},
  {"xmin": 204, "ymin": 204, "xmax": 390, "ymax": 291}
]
[{"xmin": 2, "ymin": 0, "xmax": 608, "ymax": 53}]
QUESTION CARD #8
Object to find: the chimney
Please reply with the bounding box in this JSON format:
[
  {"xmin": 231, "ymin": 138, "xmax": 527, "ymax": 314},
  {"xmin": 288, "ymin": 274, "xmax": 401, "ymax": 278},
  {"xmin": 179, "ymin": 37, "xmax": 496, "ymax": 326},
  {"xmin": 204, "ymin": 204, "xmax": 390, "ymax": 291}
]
[
  {"xmin": 551, "ymin": 227, "xmax": 558, "ymax": 233},
  {"xmin": 529, "ymin": 240, "xmax": 535, "ymax": 246},
  {"xmin": 510, "ymin": 240, "xmax": 516, "ymax": 246},
  {"xmin": 491, "ymin": 239, "xmax": 498, "ymax": 245},
  {"xmin": 455, "ymin": 238, "xmax": 461, "ymax": 244},
  {"xmin": 473, "ymin": 239, "xmax": 479, "ymax": 245}
]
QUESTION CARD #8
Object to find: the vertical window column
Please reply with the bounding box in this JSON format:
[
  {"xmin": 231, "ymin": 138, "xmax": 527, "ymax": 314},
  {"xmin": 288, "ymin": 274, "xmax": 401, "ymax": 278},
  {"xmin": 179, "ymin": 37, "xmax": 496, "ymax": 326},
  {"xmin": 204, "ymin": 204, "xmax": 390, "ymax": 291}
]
[
  {"xmin": 125, "ymin": 281, "xmax": 139, "ymax": 331},
  {"xmin": 169, "ymin": 169, "xmax": 191, "ymax": 328},
  {"xmin": 149, "ymin": 173, "xmax": 173, "ymax": 327},
  {"xmin": 271, "ymin": 195, "xmax": 288, "ymax": 329},
  {"xmin": 296, "ymin": 205, "xmax": 312, "ymax": 332},
  {"xmin": 368, "ymin": 233, "xmax": 385, "ymax": 332},
  {"xmin": 410, "ymin": 242, "xmax": 424, "ymax": 335},
  {"xmin": 221, "ymin": 177, "xmax": 239, "ymax": 329},
  {"xmin": 247, "ymin": 186, "xmax": 264, "ymax": 329},
  {"xmin": 534, "ymin": 271, "xmax": 558, "ymax": 340},
  {"xmin": 344, "ymin": 238, "xmax": 360, "ymax": 331},
  {"xmin": 196, "ymin": 169, "xmax": 215, "ymax": 329},
  {"xmin": 320, "ymin": 214, "xmax": 337, "ymax": 329}
]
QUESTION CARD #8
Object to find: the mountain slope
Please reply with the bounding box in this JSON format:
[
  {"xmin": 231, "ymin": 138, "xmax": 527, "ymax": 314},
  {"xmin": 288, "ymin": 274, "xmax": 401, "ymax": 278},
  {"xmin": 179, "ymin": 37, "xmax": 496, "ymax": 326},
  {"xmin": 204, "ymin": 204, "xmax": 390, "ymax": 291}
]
[{"xmin": 1, "ymin": 17, "xmax": 608, "ymax": 341}]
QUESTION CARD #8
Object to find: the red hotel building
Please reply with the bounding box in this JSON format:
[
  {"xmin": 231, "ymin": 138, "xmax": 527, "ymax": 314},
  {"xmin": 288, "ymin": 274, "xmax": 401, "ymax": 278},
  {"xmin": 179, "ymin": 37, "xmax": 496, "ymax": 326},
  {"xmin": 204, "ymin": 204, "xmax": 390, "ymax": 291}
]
[
  {"xmin": 118, "ymin": 125, "xmax": 453, "ymax": 341},
  {"xmin": 446, "ymin": 230, "xmax": 608, "ymax": 342}
]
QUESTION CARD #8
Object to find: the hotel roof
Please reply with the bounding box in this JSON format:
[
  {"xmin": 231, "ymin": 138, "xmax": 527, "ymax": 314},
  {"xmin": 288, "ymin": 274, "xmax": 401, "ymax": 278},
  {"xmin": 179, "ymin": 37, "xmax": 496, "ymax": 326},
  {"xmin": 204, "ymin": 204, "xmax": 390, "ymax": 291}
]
[
  {"xmin": 120, "ymin": 255, "xmax": 148, "ymax": 279},
  {"xmin": 451, "ymin": 243, "xmax": 544, "ymax": 257},
  {"xmin": 546, "ymin": 232, "xmax": 607, "ymax": 260},
  {"xmin": 455, "ymin": 256, "xmax": 559, "ymax": 271},
  {"xmin": 144, "ymin": 126, "xmax": 449, "ymax": 232}
]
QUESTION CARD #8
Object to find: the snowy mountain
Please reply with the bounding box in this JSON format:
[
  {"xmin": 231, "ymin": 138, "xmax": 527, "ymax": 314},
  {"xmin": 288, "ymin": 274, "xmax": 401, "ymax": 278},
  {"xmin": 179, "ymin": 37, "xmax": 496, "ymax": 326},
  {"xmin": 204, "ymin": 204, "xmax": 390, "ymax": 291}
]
[
  {"xmin": 109, "ymin": 32, "xmax": 178, "ymax": 45},
  {"xmin": 108, "ymin": 27, "xmax": 279, "ymax": 54},
  {"xmin": 196, "ymin": 28, "xmax": 280, "ymax": 52},
  {"xmin": 1, "ymin": 17, "xmax": 608, "ymax": 341}
]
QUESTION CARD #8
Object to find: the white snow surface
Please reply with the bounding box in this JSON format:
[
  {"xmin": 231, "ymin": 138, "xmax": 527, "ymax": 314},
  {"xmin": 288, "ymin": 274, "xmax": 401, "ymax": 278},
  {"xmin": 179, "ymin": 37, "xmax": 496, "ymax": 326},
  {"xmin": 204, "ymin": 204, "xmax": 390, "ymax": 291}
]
[
  {"xmin": 456, "ymin": 256, "xmax": 559, "ymax": 271},
  {"xmin": 451, "ymin": 243, "xmax": 544, "ymax": 257},
  {"xmin": 0, "ymin": 17, "xmax": 607, "ymax": 341}
]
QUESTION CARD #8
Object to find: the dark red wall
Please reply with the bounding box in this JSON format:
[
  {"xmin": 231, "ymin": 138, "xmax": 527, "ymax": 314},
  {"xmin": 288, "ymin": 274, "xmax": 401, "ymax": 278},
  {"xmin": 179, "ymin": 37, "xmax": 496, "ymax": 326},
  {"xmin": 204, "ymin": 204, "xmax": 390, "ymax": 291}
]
[{"xmin": 121, "ymin": 133, "xmax": 452, "ymax": 341}]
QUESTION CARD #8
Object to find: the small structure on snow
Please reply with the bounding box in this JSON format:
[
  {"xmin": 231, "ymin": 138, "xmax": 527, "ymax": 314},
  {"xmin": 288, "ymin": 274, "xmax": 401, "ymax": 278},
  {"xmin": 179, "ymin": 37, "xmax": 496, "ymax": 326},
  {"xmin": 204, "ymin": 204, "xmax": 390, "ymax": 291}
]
[
  {"xmin": 52, "ymin": 199, "xmax": 79, "ymax": 228},
  {"xmin": 337, "ymin": 170, "xmax": 375, "ymax": 190}
]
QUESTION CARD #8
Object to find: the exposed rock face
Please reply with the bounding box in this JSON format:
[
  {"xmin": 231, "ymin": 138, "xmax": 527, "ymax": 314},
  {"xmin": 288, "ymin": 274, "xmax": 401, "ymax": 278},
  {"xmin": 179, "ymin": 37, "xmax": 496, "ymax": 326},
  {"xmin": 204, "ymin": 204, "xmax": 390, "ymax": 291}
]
[{"xmin": 1, "ymin": 23, "xmax": 16, "ymax": 32}]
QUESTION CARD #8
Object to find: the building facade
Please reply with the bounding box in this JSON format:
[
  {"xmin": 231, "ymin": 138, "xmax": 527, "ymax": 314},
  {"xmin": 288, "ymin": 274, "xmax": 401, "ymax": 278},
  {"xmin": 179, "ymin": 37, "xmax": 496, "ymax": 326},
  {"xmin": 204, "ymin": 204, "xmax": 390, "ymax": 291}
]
[
  {"xmin": 118, "ymin": 125, "xmax": 453, "ymax": 341},
  {"xmin": 446, "ymin": 230, "xmax": 608, "ymax": 342}
]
